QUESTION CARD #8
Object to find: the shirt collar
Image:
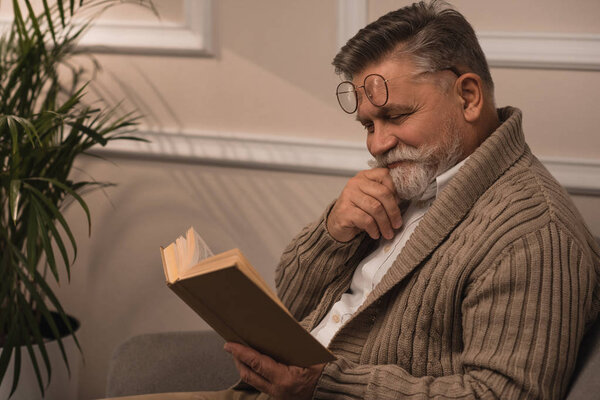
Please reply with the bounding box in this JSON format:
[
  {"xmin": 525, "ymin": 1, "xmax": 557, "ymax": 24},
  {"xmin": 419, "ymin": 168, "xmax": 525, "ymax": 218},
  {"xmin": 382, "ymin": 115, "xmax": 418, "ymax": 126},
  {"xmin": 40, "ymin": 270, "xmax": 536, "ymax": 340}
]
[{"xmin": 418, "ymin": 156, "xmax": 470, "ymax": 202}]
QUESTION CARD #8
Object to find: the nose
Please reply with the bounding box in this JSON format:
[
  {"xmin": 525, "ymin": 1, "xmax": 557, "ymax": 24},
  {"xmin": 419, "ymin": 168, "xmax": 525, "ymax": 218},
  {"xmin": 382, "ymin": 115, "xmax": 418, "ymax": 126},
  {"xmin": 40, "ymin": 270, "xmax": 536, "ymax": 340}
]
[{"xmin": 367, "ymin": 121, "xmax": 399, "ymax": 157}]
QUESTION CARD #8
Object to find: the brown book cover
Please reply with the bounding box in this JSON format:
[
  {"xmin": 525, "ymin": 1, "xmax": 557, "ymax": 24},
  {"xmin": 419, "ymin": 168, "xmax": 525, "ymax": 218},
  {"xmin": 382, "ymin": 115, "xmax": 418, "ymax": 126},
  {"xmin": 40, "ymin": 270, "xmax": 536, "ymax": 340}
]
[{"xmin": 160, "ymin": 228, "xmax": 335, "ymax": 367}]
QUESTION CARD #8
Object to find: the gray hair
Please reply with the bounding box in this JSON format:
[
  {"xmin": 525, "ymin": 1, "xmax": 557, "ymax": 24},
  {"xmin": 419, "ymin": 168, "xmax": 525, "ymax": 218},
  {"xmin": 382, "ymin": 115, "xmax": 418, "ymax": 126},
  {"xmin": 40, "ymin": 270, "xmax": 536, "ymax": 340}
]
[{"xmin": 333, "ymin": 1, "xmax": 494, "ymax": 93}]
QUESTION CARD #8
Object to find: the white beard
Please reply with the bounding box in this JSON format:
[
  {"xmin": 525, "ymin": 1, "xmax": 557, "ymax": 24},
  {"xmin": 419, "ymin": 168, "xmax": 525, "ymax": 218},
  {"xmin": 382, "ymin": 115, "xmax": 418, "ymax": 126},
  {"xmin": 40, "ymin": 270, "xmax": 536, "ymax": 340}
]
[{"xmin": 368, "ymin": 119, "xmax": 464, "ymax": 200}]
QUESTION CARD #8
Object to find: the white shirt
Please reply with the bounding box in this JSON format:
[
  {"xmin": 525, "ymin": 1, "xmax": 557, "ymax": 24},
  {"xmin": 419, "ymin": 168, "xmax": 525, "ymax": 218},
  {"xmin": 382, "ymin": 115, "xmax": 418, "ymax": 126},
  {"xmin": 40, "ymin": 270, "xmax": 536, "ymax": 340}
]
[{"xmin": 311, "ymin": 158, "xmax": 468, "ymax": 347}]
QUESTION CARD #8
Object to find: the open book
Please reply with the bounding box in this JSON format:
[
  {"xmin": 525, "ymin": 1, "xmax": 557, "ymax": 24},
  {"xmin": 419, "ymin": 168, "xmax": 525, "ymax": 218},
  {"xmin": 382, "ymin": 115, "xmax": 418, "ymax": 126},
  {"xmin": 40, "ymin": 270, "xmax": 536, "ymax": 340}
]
[{"xmin": 160, "ymin": 227, "xmax": 335, "ymax": 367}]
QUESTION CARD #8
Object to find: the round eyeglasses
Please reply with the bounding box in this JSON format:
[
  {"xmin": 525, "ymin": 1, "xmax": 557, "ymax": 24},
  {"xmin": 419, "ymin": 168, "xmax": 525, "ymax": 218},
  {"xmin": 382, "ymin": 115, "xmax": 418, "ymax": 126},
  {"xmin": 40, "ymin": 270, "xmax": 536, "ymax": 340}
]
[
  {"xmin": 336, "ymin": 73, "xmax": 389, "ymax": 114},
  {"xmin": 335, "ymin": 68, "xmax": 461, "ymax": 114}
]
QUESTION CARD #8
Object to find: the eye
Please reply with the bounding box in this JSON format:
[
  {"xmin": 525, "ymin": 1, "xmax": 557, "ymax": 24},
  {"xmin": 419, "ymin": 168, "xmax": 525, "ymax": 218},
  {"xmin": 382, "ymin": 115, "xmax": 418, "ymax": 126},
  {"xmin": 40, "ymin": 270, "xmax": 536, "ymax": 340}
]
[
  {"xmin": 387, "ymin": 113, "xmax": 410, "ymax": 121},
  {"xmin": 362, "ymin": 122, "xmax": 374, "ymax": 134}
]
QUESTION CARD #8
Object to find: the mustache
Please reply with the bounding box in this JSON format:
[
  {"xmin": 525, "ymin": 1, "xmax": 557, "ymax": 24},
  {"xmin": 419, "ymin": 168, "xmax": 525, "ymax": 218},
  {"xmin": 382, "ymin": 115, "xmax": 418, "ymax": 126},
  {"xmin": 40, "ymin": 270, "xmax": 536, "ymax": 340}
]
[{"xmin": 368, "ymin": 144, "xmax": 436, "ymax": 169}]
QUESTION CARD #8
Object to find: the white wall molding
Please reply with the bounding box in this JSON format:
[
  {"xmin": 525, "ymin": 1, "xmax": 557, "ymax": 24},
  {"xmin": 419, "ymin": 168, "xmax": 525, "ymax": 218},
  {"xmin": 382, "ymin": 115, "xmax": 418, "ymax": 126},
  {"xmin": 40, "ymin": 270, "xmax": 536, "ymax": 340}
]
[
  {"xmin": 336, "ymin": 2, "xmax": 600, "ymax": 71},
  {"xmin": 94, "ymin": 130, "xmax": 600, "ymax": 195},
  {"xmin": 97, "ymin": 130, "xmax": 371, "ymax": 176},
  {"xmin": 0, "ymin": 0, "xmax": 213, "ymax": 56},
  {"xmin": 541, "ymin": 158, "xmax": 600, "ymax": 195},
  {"xmin": 479, "ymin": 32, "xmax": 600, "ymax": 71}
]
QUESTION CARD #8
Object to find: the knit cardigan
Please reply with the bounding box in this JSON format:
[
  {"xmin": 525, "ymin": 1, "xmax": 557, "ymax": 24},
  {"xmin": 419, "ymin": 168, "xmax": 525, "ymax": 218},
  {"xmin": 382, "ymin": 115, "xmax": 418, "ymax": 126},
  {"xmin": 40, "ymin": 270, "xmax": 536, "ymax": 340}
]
[{"xmin": 274, "ymin": 107, "xmax": 600, "ymax": 399}]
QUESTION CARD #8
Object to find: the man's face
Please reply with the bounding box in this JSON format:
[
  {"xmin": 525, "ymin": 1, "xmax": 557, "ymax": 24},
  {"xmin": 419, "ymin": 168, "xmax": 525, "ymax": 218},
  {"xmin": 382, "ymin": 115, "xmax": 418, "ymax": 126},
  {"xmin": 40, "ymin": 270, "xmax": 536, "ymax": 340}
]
[{"xmin": 355, "ymin": 58, "xmax": 466, "ymax": 199}]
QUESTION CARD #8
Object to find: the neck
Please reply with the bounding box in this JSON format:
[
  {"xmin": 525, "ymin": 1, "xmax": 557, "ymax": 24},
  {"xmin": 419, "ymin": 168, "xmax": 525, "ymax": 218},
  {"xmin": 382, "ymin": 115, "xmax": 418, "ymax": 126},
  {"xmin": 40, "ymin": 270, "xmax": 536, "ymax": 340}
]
[
  {"xmin": 461, "ymin": 104, "xmax": 501, "ymax": 159},
  {"xmin": 482, "ymin": 104, "xmax": 501, "ymax": 140}
]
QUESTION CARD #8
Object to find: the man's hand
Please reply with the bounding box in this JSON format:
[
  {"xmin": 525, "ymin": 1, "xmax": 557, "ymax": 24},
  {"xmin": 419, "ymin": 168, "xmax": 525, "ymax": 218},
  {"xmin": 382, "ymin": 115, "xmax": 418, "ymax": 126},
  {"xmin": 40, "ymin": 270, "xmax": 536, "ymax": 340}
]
[
  {"xmin": 224, "ymin": 342, "xmax": 325, "ymax": 400},
  {"xmin": 327, "ymin": 168, "xmax": 403, "ymax": 242}
]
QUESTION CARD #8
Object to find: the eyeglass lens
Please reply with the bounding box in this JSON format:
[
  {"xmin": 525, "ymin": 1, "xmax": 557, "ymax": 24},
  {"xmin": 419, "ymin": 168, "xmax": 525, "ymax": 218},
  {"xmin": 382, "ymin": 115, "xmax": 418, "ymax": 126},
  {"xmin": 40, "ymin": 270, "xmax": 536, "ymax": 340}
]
[
  {"xmin": 364, "ymin": 74, "xmax": 388, "ymax": 107},
  {"xmin": 336, "ymin": 81, "xmax": 357, "ymax": 113},
  {"xmin": 336, "ymin": 74, "xmax": 389, "ymax": 114}
]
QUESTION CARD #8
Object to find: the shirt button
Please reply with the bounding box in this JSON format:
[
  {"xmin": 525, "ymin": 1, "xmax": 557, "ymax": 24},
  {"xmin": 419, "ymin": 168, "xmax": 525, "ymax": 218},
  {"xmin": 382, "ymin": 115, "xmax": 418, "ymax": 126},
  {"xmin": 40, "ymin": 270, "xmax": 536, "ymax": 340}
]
[
  {"xmin": 384, "ymin": 245, "xmax": 391, "ymax": 253},
  {"xmin": 332, "ymin": 314, "xmax": 341, "ymax": 323}
]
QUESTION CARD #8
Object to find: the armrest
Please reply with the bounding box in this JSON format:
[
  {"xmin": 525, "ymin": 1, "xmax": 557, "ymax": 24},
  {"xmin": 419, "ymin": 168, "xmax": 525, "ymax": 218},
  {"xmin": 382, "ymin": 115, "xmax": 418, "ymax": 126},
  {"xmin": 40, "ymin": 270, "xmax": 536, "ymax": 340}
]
[{"xmin": 106, "ymin": 331, "xmax": 239, "ymax": 397}]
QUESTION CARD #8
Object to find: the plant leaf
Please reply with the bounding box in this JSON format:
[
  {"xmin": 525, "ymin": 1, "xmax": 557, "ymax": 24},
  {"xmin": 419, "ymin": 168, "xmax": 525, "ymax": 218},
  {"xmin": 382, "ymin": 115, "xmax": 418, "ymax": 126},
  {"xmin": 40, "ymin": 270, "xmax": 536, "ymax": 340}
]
[
  {"xmin": 33, "ymin": 270, "xmax": 81, "ymax": 367},
  {"xmin": 0, "ymin": 229, "xmax": 29, "ymax": 267},
  {"xmin": 15, "ymin": 268, "xmax": 76, "ymax": 377},
  {"xmin": 13, "ymin": 116, "xmax": 41, "ymax": 146},
  {"xmin": 10, "ymin": 344, "xmax": 21, "ymax": 397},
  {"xmin": 57, "ymin": 0, "xmax": 66, "ymax": 27},
  {"xmin": 68, "ymin": 121, "xmax": 108, "ymax": 146},
  {"xmin": 28, "ymin": 177, "xmax": 92, "ymax": 236},
  {"xmin": 24, "ymin": 181, "xmax": 78, "ymax": 269},
  {"xmin": 41, "ymin": 0, "xmax": 57, "ymax": 44},
  {"xmin": 17, "ymin": 291, "xmax": 50, "ymax": 395},
  {"xmin": 33, "ymin": 270, "xmax": 81, "ymax": 351},
  {"xmin": 26, "ymin": 204, "xmax": 40, "ymax": 273},
  {"xmin": 6, "ymin": 116, "xmax": 20, "ymax": 157},
  {"xmin": 0, "ymin": 314, "xmax": 23, "ymax": 398},
  {"xmin": 9, "ymin": 179, "xmax": 21, "ymax": 223},
  {"xmin": 24, "ymin": 0, "xmax": 46, "ymax": 47},
  {"xmin": 11, "ymin": 0, "xmax": 28, "ymax": 47},
  {"xmin": 105, "ymin": 135, "xmax": 149, "ymax": 143},
  {"xmin": 30, "ymin": 197, "xmax": 59, "ymax": 282},
  {"xmin": 0, "ymin": 321, "xmax": 18, "ymax": 393}
]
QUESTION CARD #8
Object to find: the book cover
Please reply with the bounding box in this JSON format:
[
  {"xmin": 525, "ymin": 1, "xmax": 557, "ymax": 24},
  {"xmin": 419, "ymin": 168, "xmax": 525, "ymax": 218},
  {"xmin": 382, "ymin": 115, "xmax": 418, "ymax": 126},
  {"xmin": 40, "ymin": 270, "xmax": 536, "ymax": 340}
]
[{"xmin": 160, "ymin": 228, "xmax": 335, "ymax": 367}]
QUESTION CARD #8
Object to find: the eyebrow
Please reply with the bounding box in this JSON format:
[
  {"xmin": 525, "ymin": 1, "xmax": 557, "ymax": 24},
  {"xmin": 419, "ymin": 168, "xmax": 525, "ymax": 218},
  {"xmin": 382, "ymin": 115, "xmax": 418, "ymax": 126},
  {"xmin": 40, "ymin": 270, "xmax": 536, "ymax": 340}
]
[{"xmin": 355, "ymin": 104, "xmax": 414, "ymax": 124}]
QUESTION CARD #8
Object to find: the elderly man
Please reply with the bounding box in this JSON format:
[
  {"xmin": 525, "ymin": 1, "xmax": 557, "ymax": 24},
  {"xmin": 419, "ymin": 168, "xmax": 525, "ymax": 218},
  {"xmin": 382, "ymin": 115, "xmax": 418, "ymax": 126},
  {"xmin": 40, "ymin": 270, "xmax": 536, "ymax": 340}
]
[
  {"xmin": 222, "ymin": 1, "xmax": 600, "ymax": 399},
  {"xmin": 120, "ymin": 1, "xmax": 599, "ymax": 400}
]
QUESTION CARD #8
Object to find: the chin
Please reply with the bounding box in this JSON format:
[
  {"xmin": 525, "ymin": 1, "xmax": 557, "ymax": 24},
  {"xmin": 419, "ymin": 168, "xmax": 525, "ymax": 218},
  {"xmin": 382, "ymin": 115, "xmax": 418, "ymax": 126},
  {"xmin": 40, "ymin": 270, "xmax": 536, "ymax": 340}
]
[{"xmin": 388, "ymin": 163, "xmax": 435, "ymax": 200}]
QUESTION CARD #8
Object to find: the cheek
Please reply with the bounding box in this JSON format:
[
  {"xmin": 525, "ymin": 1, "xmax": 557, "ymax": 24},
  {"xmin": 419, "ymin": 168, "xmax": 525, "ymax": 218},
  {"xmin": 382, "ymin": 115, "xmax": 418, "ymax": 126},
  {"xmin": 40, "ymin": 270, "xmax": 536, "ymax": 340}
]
[
  {"xmin": 409, "ymin": 115, "xmax": 448, "ymax": 147},
  {"xmin": 392, "ymin": 119, "xmax": 428, "ymax": 148}
]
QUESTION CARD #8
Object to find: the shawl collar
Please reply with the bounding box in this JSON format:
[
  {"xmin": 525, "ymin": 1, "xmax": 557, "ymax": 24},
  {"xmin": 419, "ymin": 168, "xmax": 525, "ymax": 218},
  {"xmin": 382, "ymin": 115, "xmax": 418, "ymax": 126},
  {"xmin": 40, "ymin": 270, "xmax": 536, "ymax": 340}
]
[{"xmin": 354, "ymin": 106, "xmax": 527, "ymax": 315}]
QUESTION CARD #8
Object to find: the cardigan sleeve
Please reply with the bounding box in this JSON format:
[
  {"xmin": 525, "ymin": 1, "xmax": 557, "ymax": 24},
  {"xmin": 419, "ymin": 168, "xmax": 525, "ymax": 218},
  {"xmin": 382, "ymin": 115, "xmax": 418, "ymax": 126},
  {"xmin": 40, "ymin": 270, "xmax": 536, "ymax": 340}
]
[
  {"xmin": 275, "ymin": 202, "xmax": 366, "ymax": 322},
  {"xmin": 312, "ymin": 224, "xmax": 598, "ymax": 400}
]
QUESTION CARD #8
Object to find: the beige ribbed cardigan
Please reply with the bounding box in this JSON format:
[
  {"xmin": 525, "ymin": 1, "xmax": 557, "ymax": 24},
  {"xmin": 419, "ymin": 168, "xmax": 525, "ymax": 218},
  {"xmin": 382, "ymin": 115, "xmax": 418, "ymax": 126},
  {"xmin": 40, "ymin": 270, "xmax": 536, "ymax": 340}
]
[{"xmin": 274, "ymin": 107, "xmax": 600, "ymax": 399}]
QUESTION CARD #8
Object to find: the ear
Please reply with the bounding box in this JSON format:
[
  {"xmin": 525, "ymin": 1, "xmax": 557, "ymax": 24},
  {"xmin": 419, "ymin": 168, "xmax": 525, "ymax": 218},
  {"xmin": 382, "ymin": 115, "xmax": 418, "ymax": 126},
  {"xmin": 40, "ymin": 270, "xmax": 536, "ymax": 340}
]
[{"xmin": 455, "ymin": 73, "xmax": 484, "ymax": 123}]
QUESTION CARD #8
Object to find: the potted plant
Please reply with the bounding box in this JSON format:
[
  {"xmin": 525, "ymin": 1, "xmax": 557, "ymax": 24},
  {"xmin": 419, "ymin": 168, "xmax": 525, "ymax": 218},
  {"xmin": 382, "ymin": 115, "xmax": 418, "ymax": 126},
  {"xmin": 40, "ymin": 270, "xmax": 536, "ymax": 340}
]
[{"xmin": 0, "ymin": 0, "xmax": 153, "ymax": 397}]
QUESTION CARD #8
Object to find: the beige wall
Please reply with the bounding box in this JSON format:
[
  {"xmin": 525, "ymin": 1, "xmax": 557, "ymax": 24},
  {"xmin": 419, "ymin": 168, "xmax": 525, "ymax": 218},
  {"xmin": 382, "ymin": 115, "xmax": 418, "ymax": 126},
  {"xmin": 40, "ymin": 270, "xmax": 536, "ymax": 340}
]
[
  {"xmin": 34, "ymin": 0, "xmax": 600, "ymax": 398},
  {"xmin": 82, "ymin": 0, "xmax": 600, "ymax": 160},
  {"xmin": 88, "ymin": 0, "xmax": 356, "ymax": 141},
  {"xmin": 371, "ymin": 0, "xmax": 600, "ymax": 33}
]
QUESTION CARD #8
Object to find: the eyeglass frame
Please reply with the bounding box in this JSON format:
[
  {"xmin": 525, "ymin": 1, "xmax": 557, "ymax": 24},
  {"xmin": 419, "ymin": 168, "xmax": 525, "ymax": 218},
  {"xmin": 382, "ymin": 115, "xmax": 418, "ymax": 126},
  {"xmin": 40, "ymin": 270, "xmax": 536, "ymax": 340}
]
[{"xmin": 335, "ymin": 67, "xmax": 462, "ymax": 114}]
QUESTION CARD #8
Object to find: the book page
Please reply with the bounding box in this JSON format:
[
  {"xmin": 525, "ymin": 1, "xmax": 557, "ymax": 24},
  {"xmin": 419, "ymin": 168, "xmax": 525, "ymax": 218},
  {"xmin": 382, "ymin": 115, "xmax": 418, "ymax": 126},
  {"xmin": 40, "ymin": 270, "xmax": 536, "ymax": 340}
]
[{"xmin": 176, "ymin": 227, "xmax": 214, "ymax": 274}]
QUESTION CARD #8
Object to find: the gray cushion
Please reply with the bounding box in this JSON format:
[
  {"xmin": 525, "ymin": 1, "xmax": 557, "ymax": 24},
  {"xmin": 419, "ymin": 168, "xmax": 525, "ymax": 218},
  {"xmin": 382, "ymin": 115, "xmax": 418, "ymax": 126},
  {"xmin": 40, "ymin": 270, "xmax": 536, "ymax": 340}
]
[
  {"xmin": 105, "ymin": 331, "xmax": 239, "ymax": 397},
  {"xmin": 565, "ymin": 317, "xmax": 600, "ymax": 399}
]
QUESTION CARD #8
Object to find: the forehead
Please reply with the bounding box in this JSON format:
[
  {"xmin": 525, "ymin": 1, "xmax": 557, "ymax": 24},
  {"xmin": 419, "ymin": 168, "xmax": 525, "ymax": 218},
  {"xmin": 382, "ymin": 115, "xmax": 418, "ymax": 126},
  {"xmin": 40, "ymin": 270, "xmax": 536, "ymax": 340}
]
[{"xmin": 352, "ymin": 57, "xmax": 418, "ymax": 86}]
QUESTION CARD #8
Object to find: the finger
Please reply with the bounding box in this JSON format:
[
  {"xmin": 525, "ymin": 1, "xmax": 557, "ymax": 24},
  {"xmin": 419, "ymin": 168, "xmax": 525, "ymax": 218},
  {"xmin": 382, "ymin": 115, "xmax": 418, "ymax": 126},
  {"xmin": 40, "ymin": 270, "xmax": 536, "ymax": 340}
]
[
  {"xmin": 327, "ymin": 168, "xmax": 401, "ymax": 243},
  {"xmin": 351, "ymin": 196, "xmax": 392, "ymax": 239},
  {"xmin": 345, "ymin": 206, "xmax": 382, "ymax": 240},
  {"xmin": 332, "ymin": 202, "xmax": 381, "ymax": 239},
  {"xmin": 232, "ymin": 357, "xmax": 272, "ymax": 394},
  {"xmin": 224, "ymin": 342, "xmax": 280, "ymax": 381},
  {"xmin": 358, "ymin": 180, "xmax": 403, "ymax": 231},
  {"xmin": 356, "ymin": 169, "xmax": 402, "ymax": 226},
  {"xmin": 350, "ymin": 186, "xmax": 401, "ymax": 240},
  {"xmin": 362, "ymin": 168, "xmax": 399, "ymax": 202}
]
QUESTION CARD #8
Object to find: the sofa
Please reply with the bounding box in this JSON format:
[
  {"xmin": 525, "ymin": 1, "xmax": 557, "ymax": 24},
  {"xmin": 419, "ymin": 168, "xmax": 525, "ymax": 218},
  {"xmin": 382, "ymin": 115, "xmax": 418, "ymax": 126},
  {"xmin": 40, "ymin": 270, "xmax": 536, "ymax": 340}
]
[{"xmin": 106, "ymin": 316, "xmax": 600, "ymax": 399}]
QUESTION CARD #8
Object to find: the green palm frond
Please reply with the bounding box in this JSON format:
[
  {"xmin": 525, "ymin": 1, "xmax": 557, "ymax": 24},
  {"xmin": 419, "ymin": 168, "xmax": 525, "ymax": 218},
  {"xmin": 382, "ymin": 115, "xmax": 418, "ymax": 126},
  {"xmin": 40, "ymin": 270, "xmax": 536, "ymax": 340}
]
[{"xmin": 1, "ymin": 1, "xmax": 154, "ymax": 397}]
